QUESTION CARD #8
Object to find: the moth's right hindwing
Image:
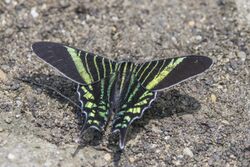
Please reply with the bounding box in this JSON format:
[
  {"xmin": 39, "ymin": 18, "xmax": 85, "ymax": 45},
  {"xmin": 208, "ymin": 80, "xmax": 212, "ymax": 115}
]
[{"xmin": 32, "ymin": 42, "xmax": 117, "ymax": 85}]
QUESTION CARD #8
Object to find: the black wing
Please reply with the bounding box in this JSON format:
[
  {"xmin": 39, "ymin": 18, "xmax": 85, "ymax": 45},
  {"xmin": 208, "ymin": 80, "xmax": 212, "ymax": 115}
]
[
  {"xmin": 32, "ymin": 42, "xmax": 117, "ymax": 85},
  {"xmin": 134, "ymin": 55, "xmax": 213, "ymax": 91},
  {"xmin": 77, "ymin": 74, "xmax": 117, "ymax": 132}
]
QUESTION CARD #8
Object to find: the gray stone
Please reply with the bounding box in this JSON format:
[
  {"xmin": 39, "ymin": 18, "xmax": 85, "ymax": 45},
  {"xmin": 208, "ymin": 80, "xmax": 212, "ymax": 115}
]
[
  {"xmin": 237, "ymin": 51, "xmax": 247, "ymax": 61},
  {"xmin": 183, "ymin": 147, "xmax": 194, "ymax": 158}
]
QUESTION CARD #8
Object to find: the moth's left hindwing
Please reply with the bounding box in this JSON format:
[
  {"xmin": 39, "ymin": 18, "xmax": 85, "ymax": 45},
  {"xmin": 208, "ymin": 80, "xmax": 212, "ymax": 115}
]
[
  {"xmin": 32, "ymin": 42, "xmax": 117, "ymax": 85},
  {"xmin": 77, "ymin": 74, "xmax": 117, "ymax": 131}
]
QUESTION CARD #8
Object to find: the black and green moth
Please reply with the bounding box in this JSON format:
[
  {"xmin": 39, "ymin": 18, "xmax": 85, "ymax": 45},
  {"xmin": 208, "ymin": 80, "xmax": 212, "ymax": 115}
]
[{"xmin": 32, "ymin": 42, "xmax": 213, "ymax": 149}]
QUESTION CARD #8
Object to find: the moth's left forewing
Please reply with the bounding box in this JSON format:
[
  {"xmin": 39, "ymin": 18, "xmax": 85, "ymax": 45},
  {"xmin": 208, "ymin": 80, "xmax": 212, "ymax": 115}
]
[
  {"xmin": 32, "ymin": 42, "xmax": 117, "ymax": 85},
  {"xmin": 135, "ymin": 55, "xmax": 213, "ymax": 91}
]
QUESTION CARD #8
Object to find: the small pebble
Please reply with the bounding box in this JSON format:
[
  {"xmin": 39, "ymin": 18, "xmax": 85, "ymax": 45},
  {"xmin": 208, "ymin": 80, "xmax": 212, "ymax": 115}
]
[
  {"xmin": 188, "ymin": 20, "xmax": 195, "ymax": 27},
  {"xmin": 151, "ymin": 124, "xmax": 162, "ymax": 133},
  {"xmin": 183, "ymin": 147, "xmax": 194, "ymax": 157},
  {"xmin": 15, "ymin": 114, "xmax": 21, "ymax": 118},
  {"xmin": 0, "ymin": 127, "xmax": 4, "ymax": 132},
  {"xmin": 221, "ymin": 120, "xmax": 230, "ymax": 125},
  {"xmin": 182, "ymin": 114, "xmax": 194, "ymax": 120},
  {"xmin": 9, "ymin": 83, "xmax": 20, "ymax": 90},
  {"xmin": 217, "ymin": 85, "xmax": 223, "ymax": 89},
  {"xmin": 4, "ymin": 118, "xmax": 12, "ymax": 124},
  {"xmin": 16, "ymin": 100, "xmax": 22, "ymax": 107},
  {"xmin": 7, "ymin": 153, "xmax": 15, "ymax": 160},
  {"xmin": 211, "ymin": 94, "xmax": 217, "ymax": 103},
  {"xmin": 31, "ymin": 7, "xmax": 39, "ymax": 18},
  {"xmin": 104, "ymin": 153, "xmax": 111, "ymax": 161},
  {"xmin": 155, "ymin": 149, "xmax": 161, "ymax": 153},
  {"xmin": 164, "ymin": 136, "xmax": 170, "ymax": 141},
  {"xmin": 4, "ymin": 0, "xmax": 11, "ymax": 4},
  {"xmin": 129, "ymin": 156, "xmax": 135, "ymax": 163},
  {"xmin": 1, "ymin": 65, "xmax": 10, "ymax": 71},
  {"xmin": 195, "ymin": 35, "xmax": 202, "ymax": 41},
  {"xmin": 0, "ymin": 69, "xmax": 7, "ymax": 82},
  {"xmin": 171, "ymin": 36, "xmax": 178, "ymax": 45},
  {"xmin": 165, "ymin": 144, "xmax": 170, "ymax": 151},
  {"xmin": 225, "ymin": 74, "xmax": 230, "ymax": 80},
  {"xmin": 172, "ymin": 160, "xmax": 181, "ymax": 166},
  {"xmin": 111, "ymin": 26, "xmax": 117, "ymax": 33},
  {"xmin": 237, "ymin": 51, "xmax": 246, "ymax": 61},
  {"xmin": 59, "ymin": 0, "xmax": 70, "ymax": 8},
  {"xmin": 111, "ymin": 16, "xmax": 118, "ymax": 21}
]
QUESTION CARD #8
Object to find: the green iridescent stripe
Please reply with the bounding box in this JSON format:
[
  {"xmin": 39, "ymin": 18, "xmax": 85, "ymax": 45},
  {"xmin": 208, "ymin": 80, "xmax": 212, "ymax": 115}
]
[
  {"xmin": 128, "ymin": 84, "xmax": 140, "ymax": 102},
  {"xmin": 81, "ymin": 85, "xmax": 94, "ymax": 100},
  {"xmin": 135, "ymin": 63, "xmax": 145, "ymax": 76},
  {"xmin": 109, "ymin": 59, "xmax": 113, "ymax": 73},
  {"xmin": 99, "ymin": 111, "xmax": 106, "ymax": 119},
  {"xmin": 141, "ymin": 61, "xmax": 159, "ymax": 84},
  {"xmin": 100, "ymin": 79, "xmax": 104, "ymax": 99},
  {"xmin": 84, "ymin": 53, "xmax": 94, "ymax": 82},
  {"xmin": 146, "ymin": 57, "xmax": 185, "ymax": 89},
  {"xmin": 119, "ymin": 63, "xmax": 128, "ymax": 94},
  {"xmin": 139, "ymin": 91, "xmax": 153, "ymax": 100},
  {"xmin": 94, "ymin": 55, "xmax": 100, "ymax": 80},
  {"xmin": 102, "ymin": 58, "xmax": 106, "ymax": 76},
  {"xmin": 134, "ymin": 99, "xmax": 149, "ymax": 106},
  {"xmin": 124, "ymin": 73, "xmax": 135, "ymax": 100},
  {"xmin": 66, "ymin": 47, "xmax": 92, "ymax": 84},
  {"xmin": 138, "ymin": 62, "xmax": 151, "ymax": 80},
  {"xmin": 107, "ymin": 74, "xmax": 116, "ymax": 101},
  {"xmin": 155, "ymin": 60, "xmax": 166, "ymax": 78},
  {"xmin": 85, "ymin": 101, "xmax": 97, "ymax": 108}
]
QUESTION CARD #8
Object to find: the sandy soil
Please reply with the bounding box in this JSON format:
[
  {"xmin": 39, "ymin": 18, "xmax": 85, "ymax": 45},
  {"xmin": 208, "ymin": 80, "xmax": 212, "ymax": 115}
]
[{"xmin": 0, "ymin": 0, "xmax": 249, "ymax": 166}]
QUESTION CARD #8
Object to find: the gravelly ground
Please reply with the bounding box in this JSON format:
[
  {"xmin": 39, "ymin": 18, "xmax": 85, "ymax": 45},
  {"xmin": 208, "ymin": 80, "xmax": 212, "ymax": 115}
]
[{"xmin": 0, "ymin": 0, "xmax": 249, "ymax": 166}]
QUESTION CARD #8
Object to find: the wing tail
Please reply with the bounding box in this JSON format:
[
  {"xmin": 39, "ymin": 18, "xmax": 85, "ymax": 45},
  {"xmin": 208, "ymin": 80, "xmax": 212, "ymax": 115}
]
[{"xmin": 112, "ymin": 80, "xmax": 157, "ymax": 149}]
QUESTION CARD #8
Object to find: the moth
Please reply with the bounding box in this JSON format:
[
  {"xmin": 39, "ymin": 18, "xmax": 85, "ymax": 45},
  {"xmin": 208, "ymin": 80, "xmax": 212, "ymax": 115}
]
[{"xmin": 32, "ymin": 42, "xmax": 213, "ymax": 149}]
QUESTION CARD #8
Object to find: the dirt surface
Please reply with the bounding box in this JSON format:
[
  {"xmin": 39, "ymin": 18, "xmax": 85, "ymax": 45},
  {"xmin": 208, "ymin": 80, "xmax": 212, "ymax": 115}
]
[{"xmin": 0, "ymin": 0, "xmax": 249, "ymax": 166}]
